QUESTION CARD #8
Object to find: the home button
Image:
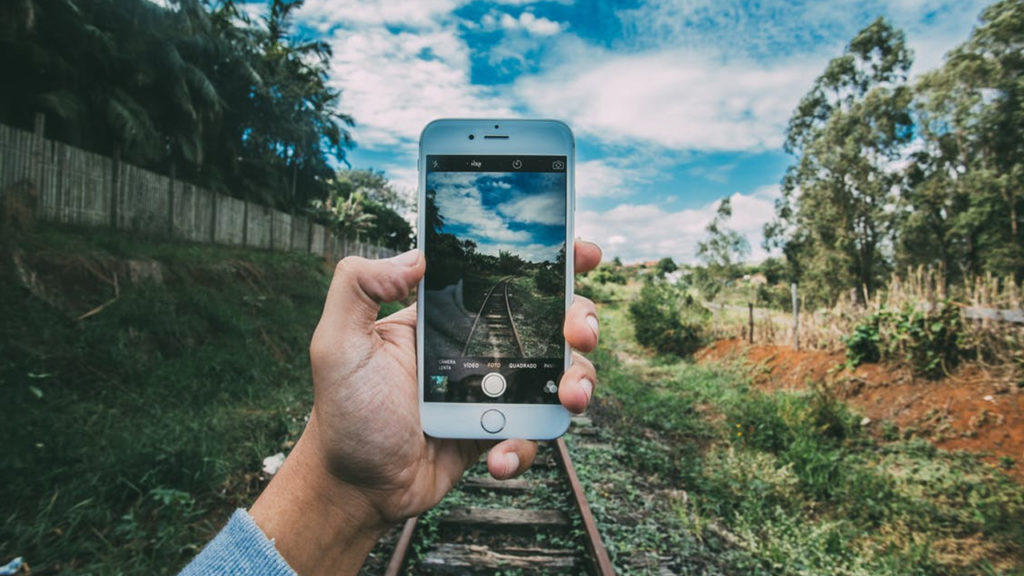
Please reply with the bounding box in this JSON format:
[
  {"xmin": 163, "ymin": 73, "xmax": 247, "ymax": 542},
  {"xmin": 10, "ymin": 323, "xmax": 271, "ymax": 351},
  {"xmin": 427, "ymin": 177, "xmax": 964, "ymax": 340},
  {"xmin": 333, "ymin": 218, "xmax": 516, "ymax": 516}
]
[{"xmin": 480, "ymin": 409, "xmax": 506, "ymax": 434}]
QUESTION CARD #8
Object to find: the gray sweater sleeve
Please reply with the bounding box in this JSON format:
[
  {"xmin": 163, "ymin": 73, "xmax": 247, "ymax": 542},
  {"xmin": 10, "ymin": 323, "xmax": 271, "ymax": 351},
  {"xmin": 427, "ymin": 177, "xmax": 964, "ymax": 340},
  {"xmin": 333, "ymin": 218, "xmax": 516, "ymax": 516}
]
[{"xmin": 178, "ymin": 509, "xmax": 297, "ymax": 576}]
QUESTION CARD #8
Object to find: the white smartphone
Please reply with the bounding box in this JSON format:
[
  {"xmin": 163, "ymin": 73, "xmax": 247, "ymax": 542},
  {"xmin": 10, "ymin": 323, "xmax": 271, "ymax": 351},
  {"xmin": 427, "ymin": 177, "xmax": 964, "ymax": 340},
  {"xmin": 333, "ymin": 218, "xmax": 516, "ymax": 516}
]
[{"xmin": 417, "ymin": 119, "xmax": 575, "ymax": 440}]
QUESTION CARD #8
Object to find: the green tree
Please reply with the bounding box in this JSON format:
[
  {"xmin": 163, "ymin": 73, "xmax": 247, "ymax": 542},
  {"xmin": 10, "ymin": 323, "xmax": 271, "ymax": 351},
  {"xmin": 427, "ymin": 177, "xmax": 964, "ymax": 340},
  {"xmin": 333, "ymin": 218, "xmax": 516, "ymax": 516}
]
[
  {"xmin": 901, "ymin": 0, "xmax": 1024, "ymax": 281},
  {"xmin": 0, "ymin": 0, "xmax": 353, "ymax": 211},
  {"xmin": 655, "ymin": 257, "xmax": 678, "ymax": 276},
  {"xmin": 767, "ymin": 18, "xmax": 913, "ymax": 305},
  {"xmin": 697, "ymin": 197, "xmax": 750, "ymax": 298}
]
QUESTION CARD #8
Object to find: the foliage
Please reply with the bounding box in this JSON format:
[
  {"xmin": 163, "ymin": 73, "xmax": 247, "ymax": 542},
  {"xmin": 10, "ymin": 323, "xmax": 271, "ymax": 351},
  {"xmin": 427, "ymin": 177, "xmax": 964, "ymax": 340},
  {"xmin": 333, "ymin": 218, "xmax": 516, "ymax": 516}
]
[
  {"xmin": 900, "ymin": 0, "xmax": 1024, "ymax": 282},
  {"xmin": 768, "ymin": 2, "xmax": 1024, "ymax": 305},
  {"xmin": 767, "ymin": 18, "xmax": 913, "ymax": 306},
  {"xmin": 0, "ymin": 224, "xmax": 329, "ymax": 573},
  {"xmin": 576, "ymin": 263, "xmax": 628, "ymax": 302},
  {"xmin": 628, "ymin": 278, "xmax": 708, "ymax": 357},
  {"xmin": 843, "ymin": 302, "xmax": 968, "ymax": 378},
  {"xmin": 0, "ymin": 0, "xmax": 352, "ymax": 211},
  {"xmin": 586, "ymin": 301, "xmax": 1024, "ymax": 574},
  {"xmin": 697, "ymin": 197, "xmax": 749, "ymax": 299},
  {"xmin": 655, "ymin": 257, "xmax": 678, "ymax": 276}
]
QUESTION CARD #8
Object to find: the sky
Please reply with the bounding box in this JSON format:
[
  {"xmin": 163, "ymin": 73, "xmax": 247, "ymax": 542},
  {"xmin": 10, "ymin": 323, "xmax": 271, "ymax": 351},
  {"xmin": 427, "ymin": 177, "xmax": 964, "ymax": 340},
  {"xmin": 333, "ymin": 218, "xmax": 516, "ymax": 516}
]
[
  {"xmin": 428, "ymin": 171, "xmax": 567, "ymax": 263},
  {"xmin": 259, "ymin": 0, "xmax": 991, "ymax": 264}
]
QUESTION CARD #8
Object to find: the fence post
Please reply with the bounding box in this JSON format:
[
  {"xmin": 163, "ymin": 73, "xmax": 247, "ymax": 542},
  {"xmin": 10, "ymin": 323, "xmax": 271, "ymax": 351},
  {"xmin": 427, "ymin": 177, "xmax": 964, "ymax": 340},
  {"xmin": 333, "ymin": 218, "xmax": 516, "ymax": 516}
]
[
  {"xmin": 792, "ymin": 282, "xmax": 799, "ymax": 351},
  {"xmin": 748, "ymin": 303, "xmax": 754, "ymax": 344},
  {"xmin": 167, "ymin": 162, "xmax": 175, "ymax": 236},
  {"xmin": 31, "ymin": 113, "xmax": 45, "ymax": 192},
  {"xmin": 209, "ymin": 191, "xmax": 217, "ymax": 243},
  {"xmin": 110, "ymin": 145, "xmax": 121, "ymax": 228},
  {"xmin": 269, "ymin": 210, "xmax": 276, "ymax": 251},
  {"xmin": 242, "ymin": 199, "xmax": 249, "ymax": 247}
]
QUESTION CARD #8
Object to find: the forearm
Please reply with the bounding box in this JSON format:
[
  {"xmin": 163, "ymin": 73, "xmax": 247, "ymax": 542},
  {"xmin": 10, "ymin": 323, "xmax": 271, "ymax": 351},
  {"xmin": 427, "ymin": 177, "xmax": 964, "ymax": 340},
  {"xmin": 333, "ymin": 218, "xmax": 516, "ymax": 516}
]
[{"xmin": 249, "ymin": 419, "xmax": 390, "ymax": 576}]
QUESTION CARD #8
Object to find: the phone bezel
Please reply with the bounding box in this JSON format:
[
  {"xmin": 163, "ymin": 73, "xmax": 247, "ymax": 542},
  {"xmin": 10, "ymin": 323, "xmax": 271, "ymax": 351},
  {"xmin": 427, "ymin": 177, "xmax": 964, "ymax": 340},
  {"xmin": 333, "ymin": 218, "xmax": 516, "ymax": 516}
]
[{"xmin": 416, "ymin": 119, "xmax": 575, "ymax": 440}]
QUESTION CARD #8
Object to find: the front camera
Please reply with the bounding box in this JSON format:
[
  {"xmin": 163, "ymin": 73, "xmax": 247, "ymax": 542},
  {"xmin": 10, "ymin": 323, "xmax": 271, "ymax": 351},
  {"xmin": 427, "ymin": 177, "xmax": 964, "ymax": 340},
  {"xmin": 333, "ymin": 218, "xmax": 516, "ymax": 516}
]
[
  {"xmin": 468, "ymin": 134, "xmax": 475, "ymax": 140},
  {"xmin": 494, "ymin": 124, "xmax": 500, "ymax": 129}
]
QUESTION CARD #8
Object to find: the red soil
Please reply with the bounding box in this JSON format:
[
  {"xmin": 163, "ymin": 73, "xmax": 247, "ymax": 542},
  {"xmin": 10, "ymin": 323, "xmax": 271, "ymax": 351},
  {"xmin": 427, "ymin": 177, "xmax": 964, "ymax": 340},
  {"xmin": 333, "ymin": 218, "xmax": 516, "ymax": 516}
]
[{"xmin": 697, "ymin": 339, "xmax": 1024, "ymax": 482}]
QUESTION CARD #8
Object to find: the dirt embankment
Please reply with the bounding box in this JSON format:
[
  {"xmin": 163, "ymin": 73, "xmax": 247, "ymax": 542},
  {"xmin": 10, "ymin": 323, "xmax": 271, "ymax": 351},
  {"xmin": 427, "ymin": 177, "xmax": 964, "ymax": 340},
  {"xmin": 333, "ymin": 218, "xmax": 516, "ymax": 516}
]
[{"xmin": 697, "ymin": 339, "xmax": 1024, "ymax": 482}]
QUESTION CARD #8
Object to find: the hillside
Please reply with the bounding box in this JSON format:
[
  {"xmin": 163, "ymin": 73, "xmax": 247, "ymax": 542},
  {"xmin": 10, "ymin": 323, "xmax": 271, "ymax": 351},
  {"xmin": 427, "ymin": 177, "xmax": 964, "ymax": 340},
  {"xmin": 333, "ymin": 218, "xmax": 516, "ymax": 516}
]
[{"xmin": 1, "ymin": 224, "xmax": 335, "ymax": 573}]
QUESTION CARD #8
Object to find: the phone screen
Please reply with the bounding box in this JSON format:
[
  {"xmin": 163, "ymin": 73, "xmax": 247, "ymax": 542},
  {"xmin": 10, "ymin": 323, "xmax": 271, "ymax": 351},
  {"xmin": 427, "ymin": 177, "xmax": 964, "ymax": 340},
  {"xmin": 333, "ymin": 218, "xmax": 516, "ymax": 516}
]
[{"xmin": 422, "ymin": 154, "xmax": 567, "ymax": 404}]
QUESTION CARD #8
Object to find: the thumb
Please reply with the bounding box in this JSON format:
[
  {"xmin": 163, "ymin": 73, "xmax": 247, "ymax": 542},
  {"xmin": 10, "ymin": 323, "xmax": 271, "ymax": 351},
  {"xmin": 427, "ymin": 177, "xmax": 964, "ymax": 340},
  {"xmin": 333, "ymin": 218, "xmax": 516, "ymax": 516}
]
[{"xmin": 315, "ymin": 249, "xmax": 424, "ymax": 345}]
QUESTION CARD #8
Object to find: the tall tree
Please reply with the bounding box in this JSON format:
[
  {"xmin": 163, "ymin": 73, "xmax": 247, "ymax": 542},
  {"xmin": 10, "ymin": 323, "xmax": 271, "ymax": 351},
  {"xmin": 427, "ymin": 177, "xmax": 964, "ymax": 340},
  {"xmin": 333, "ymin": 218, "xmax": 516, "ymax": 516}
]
[
  {"xmin": 902, "ymin": 0, "xmax": 1024, "ymax": 281},
  {"xmin": 697, "ymin": 197, "xmax": 750, "ymax": 298},
  {"xmin": 766, "ymin": 18, "xmax": 913, "ymax": 305}
]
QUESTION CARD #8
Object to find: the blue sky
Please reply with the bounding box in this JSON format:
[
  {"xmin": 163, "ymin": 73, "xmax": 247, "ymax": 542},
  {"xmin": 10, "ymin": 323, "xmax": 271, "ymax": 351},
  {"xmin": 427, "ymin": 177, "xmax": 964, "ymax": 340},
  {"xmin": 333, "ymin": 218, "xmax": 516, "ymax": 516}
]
[
  {"xmin": 428, "ymin": 170, "xmax": 567, "ymax": 262},
  {"xmin": 264, "ymin": 0, "xmax": 990, "ymax": 263}
]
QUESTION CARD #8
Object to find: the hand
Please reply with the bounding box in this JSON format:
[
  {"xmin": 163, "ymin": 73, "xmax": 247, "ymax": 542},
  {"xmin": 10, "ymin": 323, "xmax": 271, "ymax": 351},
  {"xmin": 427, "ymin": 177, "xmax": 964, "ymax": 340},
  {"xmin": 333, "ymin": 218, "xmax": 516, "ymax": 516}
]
[{"xmin": 249, "ymin": 240, "xmax": 602, "ymax": 576}]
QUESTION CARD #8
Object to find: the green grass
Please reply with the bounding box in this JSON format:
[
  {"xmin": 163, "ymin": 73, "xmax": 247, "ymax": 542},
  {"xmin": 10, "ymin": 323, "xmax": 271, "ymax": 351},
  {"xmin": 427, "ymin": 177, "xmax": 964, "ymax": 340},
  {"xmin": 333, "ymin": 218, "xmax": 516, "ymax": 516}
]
[
  {"xmin": 1, "ymin": 224, "xmax": 331, "ymax": 573},
  {"xmin": 572, "ymin": 283, "xmax": 1024, "ymax": 575}
]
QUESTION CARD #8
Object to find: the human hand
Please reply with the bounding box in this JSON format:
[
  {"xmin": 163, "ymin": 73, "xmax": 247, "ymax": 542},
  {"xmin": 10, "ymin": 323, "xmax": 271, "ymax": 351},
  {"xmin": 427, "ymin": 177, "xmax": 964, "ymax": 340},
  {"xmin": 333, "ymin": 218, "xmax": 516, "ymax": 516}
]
[{"xmin": 250, "ymin": 240, "xmax": 602, "ymax": 576}]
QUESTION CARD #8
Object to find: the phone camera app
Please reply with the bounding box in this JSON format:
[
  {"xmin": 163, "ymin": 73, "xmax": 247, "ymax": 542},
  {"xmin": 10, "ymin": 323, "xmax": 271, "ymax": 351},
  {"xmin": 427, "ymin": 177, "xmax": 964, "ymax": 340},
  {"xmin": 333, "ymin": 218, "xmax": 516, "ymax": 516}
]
[{"xmin": 423, "ymin": 155, "xmax": 567, "ymax": 404}]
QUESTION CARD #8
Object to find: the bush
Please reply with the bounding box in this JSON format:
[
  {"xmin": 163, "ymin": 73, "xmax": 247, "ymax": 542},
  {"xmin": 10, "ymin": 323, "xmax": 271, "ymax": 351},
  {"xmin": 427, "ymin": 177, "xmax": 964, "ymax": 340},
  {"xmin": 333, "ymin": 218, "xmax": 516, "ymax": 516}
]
[
  {"xmin": 843, "ymin": 302, "xmax": 967, "ymax": 378},
  {"xmin": 628, "ymin": 279, "xmax": 708, "ymax": 357}
]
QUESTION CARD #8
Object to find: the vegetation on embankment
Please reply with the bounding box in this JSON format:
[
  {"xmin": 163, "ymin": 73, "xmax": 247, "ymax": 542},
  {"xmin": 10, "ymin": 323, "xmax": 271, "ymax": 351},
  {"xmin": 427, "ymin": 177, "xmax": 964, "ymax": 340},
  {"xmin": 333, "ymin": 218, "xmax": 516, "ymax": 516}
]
[
  {"xmin": 0, "ymin": 224, "xmax": 336, "ymax": 573},
  {"xmin": 573, "ymin": 289, "xmax": 1024, "ymax": 575}
]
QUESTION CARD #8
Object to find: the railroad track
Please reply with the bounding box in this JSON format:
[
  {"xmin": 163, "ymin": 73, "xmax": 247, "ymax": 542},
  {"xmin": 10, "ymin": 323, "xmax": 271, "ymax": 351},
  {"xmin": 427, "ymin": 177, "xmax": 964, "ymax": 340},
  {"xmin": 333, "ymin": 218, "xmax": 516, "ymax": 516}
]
[
  {"xmin": 461, "ymin": 276, "xmax": 525, "ymax": 358},
  {"xmin": 379, "ymin": 417, "xmax": 614, "ymax": 575}
]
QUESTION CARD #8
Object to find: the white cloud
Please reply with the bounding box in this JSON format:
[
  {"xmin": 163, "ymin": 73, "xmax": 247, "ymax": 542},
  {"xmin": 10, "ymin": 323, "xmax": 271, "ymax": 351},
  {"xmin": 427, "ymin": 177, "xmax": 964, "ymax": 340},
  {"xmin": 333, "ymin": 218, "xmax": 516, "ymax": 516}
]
[
  {"xmin": 497, "ymin": 193, "xmax": 565, "ymax": 226},
  {"xmin": 299, "ymin": 1, "xmax": 516, "ymax": 153},
  {"xmin": 427, "ymin": 172, "xmax": 564, "ymax": 262},
  {"xmin": 577, "ymin": 186, "xmax": 780, "ymax": 264},
  {"xmin": 298, "ymin": 0, "xmax": 462, "ymax": 30},
  {"xmin": 496, "ymin": 12, "xmax": 565, "ymax": 36},
  {"xmin": 575, "ymin": 159, "xmax": 635, "ymax": 199},
  {"xmin": 517, "ymin": 47, "xmax": 823, "ymax": 152}
]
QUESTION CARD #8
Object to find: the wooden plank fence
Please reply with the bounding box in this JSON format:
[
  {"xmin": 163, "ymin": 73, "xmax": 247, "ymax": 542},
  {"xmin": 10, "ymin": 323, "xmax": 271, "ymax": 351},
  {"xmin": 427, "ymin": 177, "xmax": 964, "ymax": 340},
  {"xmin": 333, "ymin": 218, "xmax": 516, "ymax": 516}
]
[{"xmin": 0, "ymin": 117, "xmax": 395, "ymax": 261}]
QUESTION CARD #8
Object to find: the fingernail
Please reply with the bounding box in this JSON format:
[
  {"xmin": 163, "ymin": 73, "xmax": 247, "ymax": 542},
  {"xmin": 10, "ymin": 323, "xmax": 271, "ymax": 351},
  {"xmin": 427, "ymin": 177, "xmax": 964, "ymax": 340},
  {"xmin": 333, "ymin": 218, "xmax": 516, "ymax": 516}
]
[
  {"xmin": 390, "ymin": 249, "xmax": 420, "ymax": 267},
  {"xmin": 579, "ymin": 378, "xmax": 593, "ymax": 402},
  {"xmin": 504, "ymin": 453, "xmax": 520, "ymax": 477},
  {"xmin": 586, "ymin": 315, "xmax": 599, "ymax": 338}
]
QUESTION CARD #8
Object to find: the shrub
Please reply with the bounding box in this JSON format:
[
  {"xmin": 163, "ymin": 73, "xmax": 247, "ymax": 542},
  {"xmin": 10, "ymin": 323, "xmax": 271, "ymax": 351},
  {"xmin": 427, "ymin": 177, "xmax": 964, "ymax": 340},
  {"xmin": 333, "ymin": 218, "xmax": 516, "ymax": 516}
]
[
  {"xmin": 628, "ymin": 279, "xmax": 708, "ymax": 357},
  {"xmin": 843, "ymin": 302, "xmax": 967, "ymax": 378}
]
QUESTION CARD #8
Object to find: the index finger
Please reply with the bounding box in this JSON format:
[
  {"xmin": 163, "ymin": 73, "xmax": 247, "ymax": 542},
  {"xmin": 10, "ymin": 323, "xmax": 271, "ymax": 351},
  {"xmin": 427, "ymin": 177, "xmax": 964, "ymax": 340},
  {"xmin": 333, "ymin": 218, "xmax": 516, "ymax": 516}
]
[{"xmin": 574, "ymin": 240, "xmax": 602, "ymax": 275}]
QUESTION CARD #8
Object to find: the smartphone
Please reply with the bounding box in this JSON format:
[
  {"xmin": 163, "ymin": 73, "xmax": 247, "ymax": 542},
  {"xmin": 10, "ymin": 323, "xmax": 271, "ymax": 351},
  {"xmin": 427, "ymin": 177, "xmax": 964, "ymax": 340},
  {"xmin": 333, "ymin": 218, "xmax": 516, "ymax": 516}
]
[{"xmin": 417, "ymin": 119, "xmax": 574, "ymax": 439}]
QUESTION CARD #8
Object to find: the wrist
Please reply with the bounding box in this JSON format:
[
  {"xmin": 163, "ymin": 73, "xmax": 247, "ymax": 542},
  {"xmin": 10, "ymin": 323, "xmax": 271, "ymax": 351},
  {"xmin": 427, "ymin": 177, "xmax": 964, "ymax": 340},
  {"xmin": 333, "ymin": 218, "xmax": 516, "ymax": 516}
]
[{"xmin": 249, "ymin": 418, "xmax": 390, "ymax": 576}]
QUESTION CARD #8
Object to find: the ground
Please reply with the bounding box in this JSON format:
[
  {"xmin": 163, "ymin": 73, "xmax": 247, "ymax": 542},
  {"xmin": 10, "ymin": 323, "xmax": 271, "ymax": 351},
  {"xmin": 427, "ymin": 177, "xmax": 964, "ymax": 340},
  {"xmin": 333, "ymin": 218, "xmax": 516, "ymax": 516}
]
[{"xmin": 697, "ymin": 339, "xmax": 1024, "ymax": 482}]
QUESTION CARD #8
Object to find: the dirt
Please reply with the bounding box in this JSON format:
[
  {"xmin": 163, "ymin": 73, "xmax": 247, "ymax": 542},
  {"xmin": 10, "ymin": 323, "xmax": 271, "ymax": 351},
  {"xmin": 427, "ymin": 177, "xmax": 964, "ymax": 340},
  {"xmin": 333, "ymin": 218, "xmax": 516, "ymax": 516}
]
[{"xmin": 697, "ymin": 339, "xmax": 1024, "ymax": 482}]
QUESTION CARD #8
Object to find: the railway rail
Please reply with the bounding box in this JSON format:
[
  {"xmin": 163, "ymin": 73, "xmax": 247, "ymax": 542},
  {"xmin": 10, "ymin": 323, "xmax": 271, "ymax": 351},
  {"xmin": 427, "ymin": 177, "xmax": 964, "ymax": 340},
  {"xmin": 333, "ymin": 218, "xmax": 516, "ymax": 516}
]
[
  {"xmin": 381, "ymin": 418, "xmax": 614, "ymax": 575},
  {"xmin": 461, "ymin": 276, "xmax": 525, "ymax": 358}
]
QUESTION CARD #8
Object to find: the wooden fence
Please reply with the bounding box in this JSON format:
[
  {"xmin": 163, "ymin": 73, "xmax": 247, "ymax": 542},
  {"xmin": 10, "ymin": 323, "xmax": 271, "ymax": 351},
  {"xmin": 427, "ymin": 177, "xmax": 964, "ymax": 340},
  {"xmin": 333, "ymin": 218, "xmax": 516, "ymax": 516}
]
[{"xmin": 0, "ymin": 117, "xmax": 394, "ymax": 260}]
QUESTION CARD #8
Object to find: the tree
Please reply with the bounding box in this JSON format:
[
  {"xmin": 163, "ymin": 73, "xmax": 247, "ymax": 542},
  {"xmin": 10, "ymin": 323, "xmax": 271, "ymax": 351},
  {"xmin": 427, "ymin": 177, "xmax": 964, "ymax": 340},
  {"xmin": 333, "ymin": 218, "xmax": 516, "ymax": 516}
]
[
  {"xmin": 901, "ymin": 0, "xmax": 1024, "ymax": 281},
  {"xmin": 766, "ymin": 18, "xmax": 913, "ymax": 305},
  {"xmin": 697, "ymin": 197, "xmax": 750, "ymax": 298},
  {"xmin": 655, "ymin": 257, "xmax": 678, "ymax": 276},
  {"xmin": 0, "ymin": 0, "xmax": 353, "ymax": 211},
  {"xmin": 332, "ymin": 169, "xmax": 412, "ymax": 214}
]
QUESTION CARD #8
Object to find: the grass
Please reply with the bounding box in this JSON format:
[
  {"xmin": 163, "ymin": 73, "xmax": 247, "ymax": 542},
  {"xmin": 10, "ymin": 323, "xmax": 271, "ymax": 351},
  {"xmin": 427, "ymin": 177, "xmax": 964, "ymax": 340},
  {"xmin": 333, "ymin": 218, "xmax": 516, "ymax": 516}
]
[
  {"xmin": 1, "ymin": 224, "xmax": 331, "ymax": 573},
  {"xmin": 571, "ymin": 281, "xmax": 1024, "ymax": 575}
]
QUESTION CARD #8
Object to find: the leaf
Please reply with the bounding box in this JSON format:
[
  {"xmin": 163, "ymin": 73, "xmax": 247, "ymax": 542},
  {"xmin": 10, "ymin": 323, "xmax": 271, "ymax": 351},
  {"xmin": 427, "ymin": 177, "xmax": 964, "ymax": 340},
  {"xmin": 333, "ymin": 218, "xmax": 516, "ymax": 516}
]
[{"xmin": 29, "ymin": 385, "xmax": 44, "ymax": 399}]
